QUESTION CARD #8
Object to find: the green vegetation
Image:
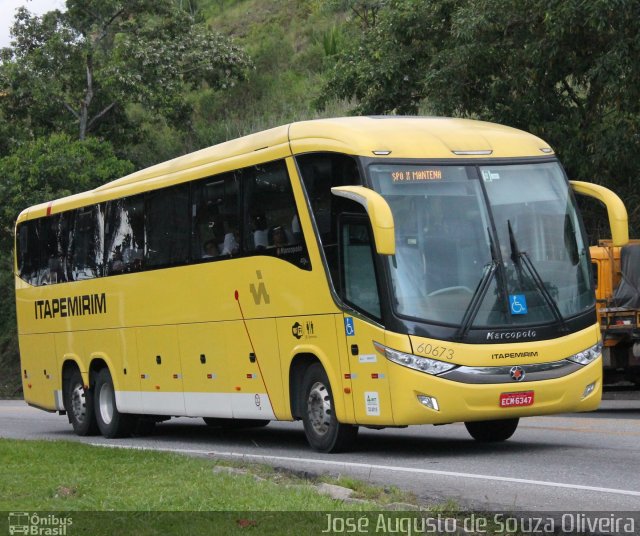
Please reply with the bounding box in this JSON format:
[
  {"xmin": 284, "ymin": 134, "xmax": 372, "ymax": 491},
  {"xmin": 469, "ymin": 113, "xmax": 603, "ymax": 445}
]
[
  {"xmin": 1, "ymin": 0, "xmax": 639, "ymax": 398},
  {"xmin": 0, "ymin": 439, "xmax": 372, "ymax": 510},
  {"xmin": 321, "ymin": 0, "xmax": 640, "ymax": 240},
  {"xmin": 0, "ymin": 439, "xmax": 467, "ymax": 535}
]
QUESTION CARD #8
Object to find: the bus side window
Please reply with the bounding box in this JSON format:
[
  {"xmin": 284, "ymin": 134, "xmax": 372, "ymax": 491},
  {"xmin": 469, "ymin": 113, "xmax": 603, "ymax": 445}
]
[
  {"xmin": 296, "ymin": 152, "xmax": 363, "ymax": 287},
  {"xmin": 145, "ymin": 184, "xmax": 190, "ymax": 269},
  {"xmin": 104, "ymin": 195, "xmax": 145, "ymax": 275},
  {"xmin": 340, "ymin": 218, "xmax": 381, "ymax": 319},
  {"xmin": 243, "ymin": 160, "xmax": 310, "ymax": 269},
  {"xmin": 42, "ymin": 213, "xmax": 73, "ymax": 284},
  {"xmin": 191, "ymin": 172, "xmax": 239, "ymax": 260},
  {"xmin": 17, "ymin": 219, "xmax": 41, "ymax": 286},
  {"xmin": 71, "ymin": 204, "xmax": 105, "ymax": 280}
]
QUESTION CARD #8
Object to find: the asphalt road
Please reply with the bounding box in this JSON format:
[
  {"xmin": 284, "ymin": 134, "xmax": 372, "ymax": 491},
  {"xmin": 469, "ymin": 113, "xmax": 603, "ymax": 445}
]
[{"xmin": 1, "ymin": 399, "xmax": 639, "ymax": 512}]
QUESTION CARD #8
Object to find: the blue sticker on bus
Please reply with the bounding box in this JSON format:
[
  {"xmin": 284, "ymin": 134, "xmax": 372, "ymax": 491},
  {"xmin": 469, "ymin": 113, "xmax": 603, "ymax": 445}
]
[
  {"xmin": 509, "ymin": 294, "xmax": 528, "ymax": 315},
  {"xmin": 344, "ymin": 317, "xmax": 355, "ymax": 336}
]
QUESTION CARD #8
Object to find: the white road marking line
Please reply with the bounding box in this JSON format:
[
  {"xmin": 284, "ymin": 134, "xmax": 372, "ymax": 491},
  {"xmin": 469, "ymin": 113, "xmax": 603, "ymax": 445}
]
[{"xmin": 91, "ymin": 443, "xmax": 640, "ymax": 498}]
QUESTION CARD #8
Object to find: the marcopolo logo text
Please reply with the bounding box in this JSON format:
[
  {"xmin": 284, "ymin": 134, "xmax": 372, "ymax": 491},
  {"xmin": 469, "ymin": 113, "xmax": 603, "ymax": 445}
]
[{"xmin": 486, "ymin": 329, "xmax": 536, "ymax": 341}]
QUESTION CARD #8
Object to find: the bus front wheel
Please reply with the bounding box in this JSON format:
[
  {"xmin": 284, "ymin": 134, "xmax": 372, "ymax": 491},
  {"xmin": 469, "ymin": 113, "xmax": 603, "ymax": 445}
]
[
  {"xmin": 464, "ymin": 418, "xmax": 519, "ymax": 442},
  {"xmin": 301, "ymin": 363, "xmax": 358, "ymax": 453},
  {"xmin": 94, "ymin": 368, "xmax": 136, "ymax": 438},
  {"xmin": 64, "ymin": 369, "xmax": 98, "ymax": 436}
]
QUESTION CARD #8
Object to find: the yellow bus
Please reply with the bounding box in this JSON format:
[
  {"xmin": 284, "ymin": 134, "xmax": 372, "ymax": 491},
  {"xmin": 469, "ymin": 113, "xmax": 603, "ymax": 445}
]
[{"xmin": 14, "ymin": 117, "xmax": 628, "ymax": 452}]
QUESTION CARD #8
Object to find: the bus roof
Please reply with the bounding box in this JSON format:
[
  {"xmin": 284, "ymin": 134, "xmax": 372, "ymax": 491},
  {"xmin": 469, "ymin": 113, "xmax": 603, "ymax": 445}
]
[
  {"xmin": 288, "ymin": 116, "xmax": 552, "ymax": 159},
  {"xmin": 18, "ymin": 117, "xmax": 553, "ymax": 221}
]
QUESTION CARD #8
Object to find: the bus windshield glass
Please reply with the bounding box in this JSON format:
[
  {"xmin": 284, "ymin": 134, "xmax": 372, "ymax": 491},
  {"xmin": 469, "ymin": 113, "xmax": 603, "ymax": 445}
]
[{"xmin": 369, "ymin": 161, "xmax": 594, "ymax": 328}]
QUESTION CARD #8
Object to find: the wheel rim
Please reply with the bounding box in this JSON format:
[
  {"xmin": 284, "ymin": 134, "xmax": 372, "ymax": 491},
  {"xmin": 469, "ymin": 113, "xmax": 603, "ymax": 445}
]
[
  {"xmin": 71, "ymin": 383, "xmax": 87, "ymax": 423},
  {"xmin": 98, "ymin": 382, "xmax": 114, "ymax": 425},
  {"xmin": 307, "ymin": 381, "xmax": 332, "ymax": 436}
]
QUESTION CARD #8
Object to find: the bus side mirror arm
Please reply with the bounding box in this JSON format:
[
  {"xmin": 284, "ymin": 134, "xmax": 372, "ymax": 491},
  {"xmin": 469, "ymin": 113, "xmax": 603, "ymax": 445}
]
[
  {"xmin": 570, "ymin": 181, "xmax": 629, "ymax": 246},
  {"xmin": 331, "ymin": 186, "xmax": 396, "ymax": 255}
]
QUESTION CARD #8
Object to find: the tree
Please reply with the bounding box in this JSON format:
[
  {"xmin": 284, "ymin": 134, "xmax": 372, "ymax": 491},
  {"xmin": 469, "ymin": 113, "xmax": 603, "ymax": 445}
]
[
  {"xmin": 0, "ymin": 0, "xmax": 251, "ymax": 145},
  {"xmin": 428, "ymin": 0, "xmax": 640, "ymax": 237},
  {"xmin": 0, "ymin": 134, "xmax": 134, "ymax": 252},
  {"xmin": 320, "ymin": 0, "xmax": 640, "ymax": 236},
  {"xmin": 319, "ymin": 0, "xmax": 460, "ymax": 114},
  {"xmin": 326, "ymin": 0, "xmax": 387, "ymax": 29}
]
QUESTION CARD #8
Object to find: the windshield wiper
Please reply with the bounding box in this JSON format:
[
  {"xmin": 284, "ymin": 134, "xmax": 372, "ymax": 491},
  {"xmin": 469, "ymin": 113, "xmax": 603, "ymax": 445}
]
[
  {"xmin": 455, "ymin": 230, "xmax": 500, "ymax": 341},
  {"xmin": 507, "ymin": 220, "xmax": 568, "ymax": 332}
]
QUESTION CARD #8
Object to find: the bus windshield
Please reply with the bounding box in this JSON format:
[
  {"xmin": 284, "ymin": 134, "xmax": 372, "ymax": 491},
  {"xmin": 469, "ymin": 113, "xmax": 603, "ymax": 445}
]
[{"xmin": 369, "ymin": 161, "xmax": 594, "ymax": 329}]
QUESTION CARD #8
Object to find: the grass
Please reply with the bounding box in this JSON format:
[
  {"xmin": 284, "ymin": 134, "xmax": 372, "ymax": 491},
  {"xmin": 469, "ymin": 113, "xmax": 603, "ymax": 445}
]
[
  {"xmin": 0, "ymin": 439, "xmax": 371, "ymax": 512},
  {"xmin": 1, "ymin": 439, "xmax": 536, "ymax": 536},
  {"xmin": 0, "ymin": 439, "xmax": 379, "ymax": 535},
  {"xmin": 320, "ymin": 475, "xmax": 414, "ymax": 506},
  {"xmin": 0, "ymin": 438, "xmax": 465, "ymax": 536}
]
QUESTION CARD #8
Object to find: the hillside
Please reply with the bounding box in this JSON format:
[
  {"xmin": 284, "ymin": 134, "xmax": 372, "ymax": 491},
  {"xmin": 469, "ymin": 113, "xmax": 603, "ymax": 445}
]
[{"xmin": 124, "ymin": 0, "xmax": 350, "ymax": 168}]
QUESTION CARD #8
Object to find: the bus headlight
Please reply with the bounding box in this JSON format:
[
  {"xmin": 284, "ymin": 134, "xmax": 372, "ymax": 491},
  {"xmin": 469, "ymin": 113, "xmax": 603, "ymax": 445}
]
[
  {"xmin": 567, "ymin": 342, "xmax": 602, "ymax": 366},
  {"xmin": 374, "ymin": 342, "xmax": 456, "ymax": 375}
]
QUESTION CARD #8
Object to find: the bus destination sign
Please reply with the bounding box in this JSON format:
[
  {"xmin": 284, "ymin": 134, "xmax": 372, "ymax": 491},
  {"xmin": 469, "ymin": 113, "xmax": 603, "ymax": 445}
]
[{"xmin": 391, "ymin": 168, "xmax": 443, "ymax": 183}]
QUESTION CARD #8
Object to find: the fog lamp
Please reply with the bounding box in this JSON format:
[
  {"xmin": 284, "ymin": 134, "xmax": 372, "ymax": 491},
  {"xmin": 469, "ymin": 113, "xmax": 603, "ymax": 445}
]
[
  {"xmin": 582, "ymin": 382, "xmax": 596, "ymax": 399},
  {"xmin": 417, "ymin": 395, "xmax": 440, "ymax": 411}
]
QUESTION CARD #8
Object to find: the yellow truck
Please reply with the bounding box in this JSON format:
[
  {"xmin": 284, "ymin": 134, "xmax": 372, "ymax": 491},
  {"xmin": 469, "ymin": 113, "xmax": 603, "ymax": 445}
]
[{"xmin": 590, "ymin": 240, "xmax": 640, "ymax": 388}]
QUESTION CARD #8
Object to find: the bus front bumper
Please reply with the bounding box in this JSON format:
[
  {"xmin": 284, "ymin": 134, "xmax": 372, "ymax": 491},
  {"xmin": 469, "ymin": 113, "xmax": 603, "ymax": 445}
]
[{"xmin": 387, "ymin": 358, "xmax": 602, "ymax": 425}]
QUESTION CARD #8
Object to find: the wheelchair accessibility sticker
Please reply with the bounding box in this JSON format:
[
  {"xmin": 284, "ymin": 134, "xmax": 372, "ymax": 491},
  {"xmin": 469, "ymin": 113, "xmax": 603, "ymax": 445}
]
[
  {"xmin": 344, "ymin": 317, "xmax": 355, "ymax": 336},
  {"xmin": 509, "ymin": 294, "xmax": 528, "ymax": 315}
]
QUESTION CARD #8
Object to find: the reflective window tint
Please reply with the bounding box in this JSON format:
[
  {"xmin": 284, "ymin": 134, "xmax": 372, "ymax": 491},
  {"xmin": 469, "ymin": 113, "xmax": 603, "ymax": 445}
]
[
  {"xmin": 243, "ymin": 161, "xmax": 310, "ymax": 269},
  {"xmin": 71, "ymin": 205, "xmax": 104, "ymax": 280},
  {"xmin": 296, "ymin": 153, "xmax": 362, "ymax": 284},
  {"xmin": 105, "ymin": 195, "xmax": 145, "ymax": 275},
  {"xmin": 42, "ymin": 213, "xmax": 73, "ymax": 284},
  {"xmin": 191, "ymin": 172, "xmax": 239, "ymax": 260},
  {"xmin": 341, "ymin": 219, "xmax": 381, "ymax": 319},
  {"xmin": 17, "ymin": 220, "xmax": 41, "ymax": 286},
  {"xmin": 16, "ymin": 158, "xmax": 311, "ymax": 286},
  {"xmin": 145, "ymin": 184, "xmax": 190, "ymax": 268}
]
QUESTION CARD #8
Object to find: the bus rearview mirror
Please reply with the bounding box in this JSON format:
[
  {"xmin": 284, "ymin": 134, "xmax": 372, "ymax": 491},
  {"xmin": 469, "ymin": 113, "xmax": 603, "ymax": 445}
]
[
  {"xmin": 570, "ymin": 181, "xmax": 629, "ymax": 246},
  {"xmin": 331, "ymin": 186, "xmax": 396, "ymax": 255}
]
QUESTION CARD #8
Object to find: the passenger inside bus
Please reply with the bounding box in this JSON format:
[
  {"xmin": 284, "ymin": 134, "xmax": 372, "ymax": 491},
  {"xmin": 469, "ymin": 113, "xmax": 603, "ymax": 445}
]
[
  {"xmin": 221, "ymin": 219, "xmax": 240, "ymax": 256},
  {"xmin": 252, "ymin": 213, "xmax": 269, "ymax": 250},
  {"xmin": 202, "ymin": 240, "xmax": 219, "ymax": 258}
]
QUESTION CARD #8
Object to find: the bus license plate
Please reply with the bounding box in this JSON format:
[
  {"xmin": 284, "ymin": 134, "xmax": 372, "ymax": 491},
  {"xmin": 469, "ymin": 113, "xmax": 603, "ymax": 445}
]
[{"xmin": 499, "ymin": 391, "xmax": 534, "ymax": 408}]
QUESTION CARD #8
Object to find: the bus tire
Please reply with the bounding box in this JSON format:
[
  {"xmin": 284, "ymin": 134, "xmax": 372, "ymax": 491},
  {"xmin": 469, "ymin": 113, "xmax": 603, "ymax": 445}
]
[
  {"xmin": 64, "ymin": 369, "xmax": 99, "ymax": 436},
  {"xmin": 94, "ymin": 368, "xmax": 135, "ymax": 438},
  {"xmin": 202, "ymin": 418, "xmax": 270, "ymax": 429},
  {"xmin": 465, "ymin": 418, "xmax": 519, "ymax": 442},
  {"xmin": 301, "ymin": 363, "xmax": 358, "ymax": 453}
]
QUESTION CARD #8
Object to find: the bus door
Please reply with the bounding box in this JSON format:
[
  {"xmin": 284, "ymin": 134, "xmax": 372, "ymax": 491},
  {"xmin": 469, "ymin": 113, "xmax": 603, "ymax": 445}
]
[{"xmin": 338, "ymin": 216, "xmax": 393, "ymax": 425}]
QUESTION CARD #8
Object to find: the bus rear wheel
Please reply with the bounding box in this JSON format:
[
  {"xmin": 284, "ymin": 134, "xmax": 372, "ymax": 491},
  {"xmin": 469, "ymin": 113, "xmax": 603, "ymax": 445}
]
[
  {"xmin": 94, "ymin": 368, "xmax": 135, "ymax": 438},
  {"xmin": 64, "ymin": 369, "xmax": 98, "ymax": 436},
  {"xmin": 464, "ymin": 418, "xmax": 519, "ymax": 442},
  {"xmin": 301, "ymin": 363, "xmax": 358, "ymax": 453}
]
